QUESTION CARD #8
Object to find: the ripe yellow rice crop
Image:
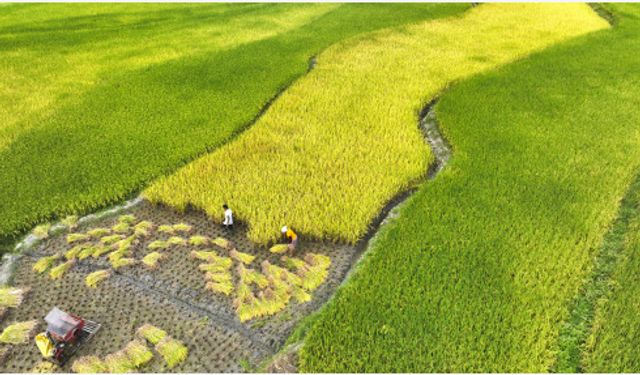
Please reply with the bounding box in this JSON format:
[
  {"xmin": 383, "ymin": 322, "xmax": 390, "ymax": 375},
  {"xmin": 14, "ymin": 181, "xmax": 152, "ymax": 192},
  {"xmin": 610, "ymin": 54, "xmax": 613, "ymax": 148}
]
[
  {"xmin": 118, "ymin": 214, "xmax": 136, "ymax": 224},
  {"xmin": 33, "ymin": 254, "xmax": 60, "ymax": 274},
  {"xmin": 155, "ymin": 336, "xmax": 188, "ymax": 369},
  {"xmin": 32, "ymin": 223, "xmax": 51, "ymax": 240},
  {"xmin": 269, "ymin": 244, "xmax": 289, "ymax": 254},
  {"xmin": 133, "ymin": 221, "xmax": 154, "ymax": 238},
  {"xmin": 142, "ymin": 252, "xmax": 164, "ymax": 269},
  {"xmin": 167, "ymin": 236, "xmax": 186, "ymax": 246},
  {"xmin": 87, "ymin": 227, "xmax": 110, "ymax": 238},
  {"xmin": 110, "ymin": 257, "xmax": 136, "ymax": 270},
  {"xmin": 0, "ymin": 320, "xmax": 38, "ymax": 345},
  {"xmin": 229, "ymin": 249, "xmax": 255, "ymax": 265},
  {"xmin": 49, "ymin": 260, "xmax": 75, "ymax": 280},
  {"xmin": 172, "ymin": 223, "xmax": 192, "ymax": 233},
  {"xmin": 85, "ymin": 270, "xmax": 111, "ymax": 288},
  {"xmin": 66, "ymin": 233, "xmax": 89, "ymax": 244},
  {"xmin": 111, "ymin": 222, "xmax": 129, "ymax": 234},
  {"xmin": 123, "ymin": 340, "xmax": 153, "ymax": 368},
  {"xmin": 77, "ymin": 246, "xmax": 98, "ymax": 260},
  {"xmin": 157, "ymin": 225, "xmax": 175, "ymax": 235},
  {"xmin": 61, "ymin": 215, "xmax": 78, "ymax": 230},
  {"xmin": 211, "ymin": 237, "xmax": 232, "ymax": 250},
  {"xmin": 100, "ymin": 234, "xmax": 123, "ymax": 245},
  {"xmin": 206, "ymin": 281, "xmax": 233, "ymax": 295},
  {"xmin": 188, "ymin": 235, "xmax": 209, "ymax": 246},
  {"xmin": 104, "ymin": 350, "xmax": 136, "ymax": 373},
  {"xmin": 148, "ymin": 240, "xmax": 168, "ymax": 250},
  {"xmin": 71, "ymin": 355, "xmax": 107, "ymax": 373},
  {"xmin": 145, "ymin": 3, "xmax": 609, "ymax": 245},
  {"xmin": 204, "ymin": 272, "xmax": 232, "ymax": 283},
  {"xmin": 92, "ymin": 245, "xmax": 112, "ymax": 258},
  {"xmin": 137, "ymin": 324, "xmax": 167, "ymax": 345},
  {"xmin": 65, "ymin": 244, "xmax": 86, "ymax": 260},
  {"xmin": 0, "ymin": 287, "xmax": 29, "ymax": 309}
]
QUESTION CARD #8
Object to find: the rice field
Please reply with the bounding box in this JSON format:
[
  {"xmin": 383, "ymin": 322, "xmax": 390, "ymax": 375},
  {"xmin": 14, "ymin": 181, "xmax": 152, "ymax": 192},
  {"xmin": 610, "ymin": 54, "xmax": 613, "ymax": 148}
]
[
  {"xmin": 300, "ymin": 3, "xmax": 640, "ymax": 372},
  {"xmin": 145, "ymin": 3, "xmax": 608, "ymax": 244},
  {"xmin": 3, "ymin": 2, "xmax": 640, "ymax": 373},
  {"xmin": 0, "ymin": 3, "xmax": 466, "ymax": 246}
]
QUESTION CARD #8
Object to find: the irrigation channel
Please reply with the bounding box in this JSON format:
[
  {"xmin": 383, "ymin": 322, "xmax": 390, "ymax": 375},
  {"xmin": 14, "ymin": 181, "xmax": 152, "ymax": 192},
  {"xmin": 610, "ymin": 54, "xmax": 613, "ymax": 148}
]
[{"xmin": 0, "ymin": 93, "xmax": 450, "ymax": 372}]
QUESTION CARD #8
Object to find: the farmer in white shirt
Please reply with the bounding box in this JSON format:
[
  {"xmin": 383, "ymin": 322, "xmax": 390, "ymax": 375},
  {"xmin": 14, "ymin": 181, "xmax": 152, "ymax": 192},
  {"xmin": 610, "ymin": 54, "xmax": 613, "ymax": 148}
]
[{"xmin": 222, "ymin": 204, "xmax": 233, "ymax": 230}]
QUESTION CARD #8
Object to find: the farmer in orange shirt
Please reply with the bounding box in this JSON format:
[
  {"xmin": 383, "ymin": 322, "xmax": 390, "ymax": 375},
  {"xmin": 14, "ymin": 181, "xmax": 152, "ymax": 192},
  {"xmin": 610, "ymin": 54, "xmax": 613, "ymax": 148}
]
[{"xmin": 280, "ymin": 226, "xmax": 298, "ymax": 254}]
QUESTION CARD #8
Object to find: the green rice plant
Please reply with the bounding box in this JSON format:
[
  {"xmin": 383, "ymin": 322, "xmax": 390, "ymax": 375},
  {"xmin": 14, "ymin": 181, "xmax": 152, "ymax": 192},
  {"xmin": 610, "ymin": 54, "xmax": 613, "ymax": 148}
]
[
  {"xmin": 269, "ymin": 244, "xmax": 289, "ymax": 254},
  {"xmin": 87, "ymin": 227, "xmax": 111, "ymax": 238},
  {"xmin": 85, "ymin": 270, "xmax": 111, "ymax": 288},
  {"xmin": 111, "ymin": 221, "xmax": 130, "ymax": 234},
  {"xmin": 123, "ymin": 340, "xmax": 153, "ymax": 368},
  {"xmin": 33, "ymin": 254, "xmax": 61, "ymax": 274},
  {"xmin": 136, "ymin": 324, "xmax": 167, "ymax": 345},
  {"xmin": 0, "ymin": 287, "xmax": 29, "ymax": 308},
  {"xmin": 71, "ymin": 355, "xmax": 107, "ymax": 373},
  {"xmin": 206, "ymin": 281, "xmax": 233, "ymax": 295},
  {"xmin": 49, "ymin": 260, "xmax": 75, "ymax": 280},
  {"xmin": 30, "ymin": 361, "xmax": 57, "ymax": 373},
  {"xmin": 0, "ymin": 320, "xmax": 38, "ymax": 344},
  {"xmin": 167, "ymin": 236, "xmax": 186, "ymax": 246},
  {"xmin": 61, "ymin": 215, "xmax": 79, "ymax": 230},
  {"xmin": 155, "ymin": 336, "xmax": 188, "ymax": 369},
  {"xmin": 118, "ymin": 214, "xmax": 136, "ymax": 224},
  {"xmin": 32, "ymin": 223, "xmax": 51, "ymax": 240},
  {"xmin": 229, "ymin": 249, "xmax": 255, "ymax": 265},
  {"xmin": 142, "ymin": 252, "xmax": 164, "ymax": 270},
  {"xmin": 172, "ymin": 223, "xmax": 192, "ymax": 233},
  {"xmin": 66, "ymin": 233, "xmax": 89, "ymax": 244},
  {"xmin": 147, "ymin": 240, "xmax": 168, "ymax": 250},
  {"xmin": 91, "ymin": 245, "xmax": 111, "ymax": 258},
  {"xmin": 100, "ymin": 234, "xmax": 124, "ymax": 245},
  {"xmin": 157, "ymin": 225, "xmax": 175, "ymax": 235},
  {"xmin": 211, "ymin": 237, "xmax": 232, "ymax": 250},
  {"xmin": 77, "ymin": 246, "xmax": 98, "ymax": 260},
  {"xmin": 104, "ymin": 350, "xmax": 136, "ymax": 373},
  {"xmin": 204, "ymin": 272, "xmax": 232, "ymax": 283},
  {"xmin": 188, "ymin": 235, "xmax": 209, "ymax": 246},
  {"xmin": 110, "ymin": 257, "xmax": 136, "ymax": 270}
]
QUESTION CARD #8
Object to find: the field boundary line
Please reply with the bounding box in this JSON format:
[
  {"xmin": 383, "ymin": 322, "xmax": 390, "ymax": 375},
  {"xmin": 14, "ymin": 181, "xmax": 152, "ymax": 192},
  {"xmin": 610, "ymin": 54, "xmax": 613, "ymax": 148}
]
[
  {"xmin": 265, "ymin": 98, "xmax": 452, "ymax": 372},
  {"xmin": 552, "ymin": 171, "xmax": 640, "ymax": 372}
]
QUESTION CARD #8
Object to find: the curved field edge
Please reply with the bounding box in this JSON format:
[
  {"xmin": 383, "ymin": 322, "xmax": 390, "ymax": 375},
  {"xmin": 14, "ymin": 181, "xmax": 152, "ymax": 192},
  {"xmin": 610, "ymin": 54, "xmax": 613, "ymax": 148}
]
[
  {"xmin": 299, "ymin": 4, "xmax": 640, "ymax": 372},
  {"xmin": 553, "ymin": 171, "xmax": 640, "ymax": 372},
  {"xmin": 144, "ymin": 3, "xmax": 607, "ymax": 245},
  {"xmin": 0, "ymin": 4, "xmax": 468, "ymax": 249},
  {"xmin": 581, "ymin": 183, "xmax": 640, "ymax": 372}
]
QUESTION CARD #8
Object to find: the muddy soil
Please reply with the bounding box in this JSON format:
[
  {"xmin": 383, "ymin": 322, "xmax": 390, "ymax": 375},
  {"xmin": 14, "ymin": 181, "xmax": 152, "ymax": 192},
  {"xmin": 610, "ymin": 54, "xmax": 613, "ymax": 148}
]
[{"xmin": 1, "ymin": 201, "xmax": 357, "ymax": 372}]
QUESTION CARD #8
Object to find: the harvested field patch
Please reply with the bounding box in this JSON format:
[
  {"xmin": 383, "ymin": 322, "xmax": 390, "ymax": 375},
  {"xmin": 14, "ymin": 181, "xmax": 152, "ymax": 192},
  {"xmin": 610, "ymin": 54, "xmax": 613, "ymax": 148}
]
[{"xmin": 1, "ymin": 201, "xmax": 360, "ymax": 371}]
